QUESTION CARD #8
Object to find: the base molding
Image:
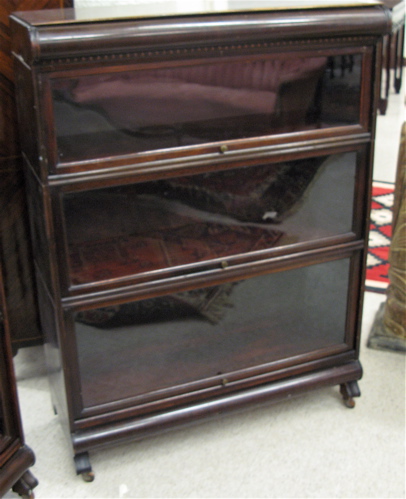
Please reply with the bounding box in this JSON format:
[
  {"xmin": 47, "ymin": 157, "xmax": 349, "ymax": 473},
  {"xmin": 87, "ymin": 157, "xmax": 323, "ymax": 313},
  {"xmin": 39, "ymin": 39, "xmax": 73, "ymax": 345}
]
[{"xmin": 72, "ymin": 360, "xmax": 363, "ymax": 457}]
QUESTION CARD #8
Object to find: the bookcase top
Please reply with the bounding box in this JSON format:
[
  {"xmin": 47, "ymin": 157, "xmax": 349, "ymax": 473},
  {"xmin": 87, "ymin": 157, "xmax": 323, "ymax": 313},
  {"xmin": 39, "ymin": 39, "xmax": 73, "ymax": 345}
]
[{"xmin": 12, "ymin": 0, "xmax": 384, "ymax": 26}]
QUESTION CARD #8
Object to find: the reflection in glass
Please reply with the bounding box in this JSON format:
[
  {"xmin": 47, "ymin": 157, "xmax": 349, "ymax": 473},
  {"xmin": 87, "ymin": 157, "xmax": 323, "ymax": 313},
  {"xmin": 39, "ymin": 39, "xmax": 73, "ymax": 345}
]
[
  {"xmin": 52, "ymin": 54, "xmax": 362, "ymax": 162},
  {"xmin": 63, "ymin": 152, "xmax": 356, "ymax": 286},
  {"xmin": 75, "ymin": 258, "xmax": 350, "ymax": 408}
]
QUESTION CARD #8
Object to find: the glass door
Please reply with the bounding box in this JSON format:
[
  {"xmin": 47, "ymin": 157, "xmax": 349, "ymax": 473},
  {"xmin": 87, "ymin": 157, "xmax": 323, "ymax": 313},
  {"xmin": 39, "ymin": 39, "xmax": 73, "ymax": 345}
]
[
  {"xmin": 72, "ymin": 256, "xmax": 352, "ymax": 412},
  {"xmin": 60, "ymin": 151, "xmax": 358, "ymax": 291}
]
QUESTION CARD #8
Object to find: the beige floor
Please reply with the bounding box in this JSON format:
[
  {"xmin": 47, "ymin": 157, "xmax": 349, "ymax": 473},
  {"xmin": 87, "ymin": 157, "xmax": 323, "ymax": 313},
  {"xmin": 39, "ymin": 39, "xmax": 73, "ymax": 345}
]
[{"xmin": 7, "ymin": 76, "xmax": 406, "ymax": 498}]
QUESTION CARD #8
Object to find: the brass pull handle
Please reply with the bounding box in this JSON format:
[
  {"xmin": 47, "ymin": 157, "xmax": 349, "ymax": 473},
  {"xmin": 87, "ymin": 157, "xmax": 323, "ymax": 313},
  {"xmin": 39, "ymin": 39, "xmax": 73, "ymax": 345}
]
[
  {"xmin": 219, "ymin": 144, "xmax": 228, "ymax": 154},
  {"xmin": 221, "ymin": 261, "xmax": 229, "ymax": 269}
]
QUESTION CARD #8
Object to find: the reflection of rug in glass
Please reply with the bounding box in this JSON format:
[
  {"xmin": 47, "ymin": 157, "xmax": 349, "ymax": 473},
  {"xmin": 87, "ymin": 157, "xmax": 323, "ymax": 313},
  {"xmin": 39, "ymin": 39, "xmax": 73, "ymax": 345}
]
[
  {"xmin": 77, "ymin": 282, "xmax": 236, "ymax": 328},
  {"xmin": 69, "ymin": 221, "xmax": 283, "ymax": 284},
  {"xmin": 161, "ymin": 156, "xmax": 326, "ymax": 223}
]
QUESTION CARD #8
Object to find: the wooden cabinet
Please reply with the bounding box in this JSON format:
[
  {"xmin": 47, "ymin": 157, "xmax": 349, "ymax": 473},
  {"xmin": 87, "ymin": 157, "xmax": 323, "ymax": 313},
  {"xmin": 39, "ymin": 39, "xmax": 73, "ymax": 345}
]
[
  {"xmin": 0, "ymin": 0, "xmax": 73, "ymax": 353},
  {"xmin": 379, "ymin": 0, "xmax": 405, "ymax": 114},
  {"xmin": 0, "ymin": 260, "xmax": 37, "ymax": 497},
  {"xmin": 10, "ymin": 1, "xmax": 390, "ymax": 480}
]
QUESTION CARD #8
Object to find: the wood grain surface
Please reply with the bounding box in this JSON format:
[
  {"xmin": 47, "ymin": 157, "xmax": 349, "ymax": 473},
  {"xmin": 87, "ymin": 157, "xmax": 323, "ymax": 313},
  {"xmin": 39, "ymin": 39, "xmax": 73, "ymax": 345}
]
[{"xmin": 0, "ymin": 0, "xmax": 72, "ymax": 350}]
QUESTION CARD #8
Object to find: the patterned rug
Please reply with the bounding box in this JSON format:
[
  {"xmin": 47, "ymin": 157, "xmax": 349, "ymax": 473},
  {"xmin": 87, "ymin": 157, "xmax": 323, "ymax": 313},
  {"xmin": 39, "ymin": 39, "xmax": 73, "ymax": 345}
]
[{"xmin": 365, "ymin": 181, "xmax": 394, "ymax": 293}]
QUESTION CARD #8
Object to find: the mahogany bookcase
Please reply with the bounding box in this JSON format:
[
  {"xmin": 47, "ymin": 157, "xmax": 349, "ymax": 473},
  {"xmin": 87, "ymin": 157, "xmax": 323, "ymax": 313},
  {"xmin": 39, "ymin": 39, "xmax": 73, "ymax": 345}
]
[{"xmin": 10, "ymin": 0, "xmax": 390, "ymax": 480}]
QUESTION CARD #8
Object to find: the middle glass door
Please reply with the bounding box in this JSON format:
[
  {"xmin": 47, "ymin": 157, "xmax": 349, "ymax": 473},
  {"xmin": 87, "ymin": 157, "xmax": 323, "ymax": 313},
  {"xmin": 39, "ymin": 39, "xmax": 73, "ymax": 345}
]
[{"xmin": 61, "ymin": 151, "xmax": 357, "ymax": 289}]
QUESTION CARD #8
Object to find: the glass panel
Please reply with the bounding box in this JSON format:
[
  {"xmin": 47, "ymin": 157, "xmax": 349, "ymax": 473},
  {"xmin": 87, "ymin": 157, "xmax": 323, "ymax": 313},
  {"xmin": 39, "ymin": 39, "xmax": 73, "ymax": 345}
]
[
  {"xmin": 75, "ymin": 258, "xmax": 350, "ymax": 409},
  {"xmin": 63, "ymin": 152, "xmax": 356, "ymax": 286},
  {"xmin": 52, "ymin": 54, "xmax": 362, "ymax": 163}
]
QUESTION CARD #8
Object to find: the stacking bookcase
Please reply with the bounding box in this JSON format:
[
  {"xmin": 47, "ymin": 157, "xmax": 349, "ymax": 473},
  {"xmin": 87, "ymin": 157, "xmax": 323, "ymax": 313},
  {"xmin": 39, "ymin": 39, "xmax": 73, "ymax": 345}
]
[{"xmin": 10, "ymin": 1, "xmax": 390, "ymax": 479}]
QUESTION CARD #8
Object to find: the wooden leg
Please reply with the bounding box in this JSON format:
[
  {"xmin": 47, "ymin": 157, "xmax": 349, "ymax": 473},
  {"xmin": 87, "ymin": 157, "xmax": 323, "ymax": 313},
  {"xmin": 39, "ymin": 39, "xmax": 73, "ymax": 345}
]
[
  {"xmin": 74, "ymin": 452, "xmax": 95, "ymax": 482},
  {"xmin": 340, "ymin": 380, "xmax": 361, "ymax": 408},
  {"xmin": 379, "ymin": 34, "xmax": 391, "ymax": 115},
  {"xmin": 385, "ymin": 34, "xmax": 391, "ymax": 102},
  {"xmin": 379, "ymin": 97, "xmax": 388, "ymax": 115},
  {"xmin": 394, "ymin": 26, "xmax": 404, "ymax": 94}
]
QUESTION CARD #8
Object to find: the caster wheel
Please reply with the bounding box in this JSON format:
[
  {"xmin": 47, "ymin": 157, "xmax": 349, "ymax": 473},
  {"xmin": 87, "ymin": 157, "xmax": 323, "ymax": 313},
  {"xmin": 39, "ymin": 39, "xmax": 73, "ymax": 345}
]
[
  {"xmin": 81, "ymin": 471, "xmax": 95, "ymax": 483},
  {"xmin": 340, "ymin": 381, "xmax": 360, "ymax": 408},
  {"xmin": 343, "ymin": 397, "xmax": 356, "ymax": 409}
]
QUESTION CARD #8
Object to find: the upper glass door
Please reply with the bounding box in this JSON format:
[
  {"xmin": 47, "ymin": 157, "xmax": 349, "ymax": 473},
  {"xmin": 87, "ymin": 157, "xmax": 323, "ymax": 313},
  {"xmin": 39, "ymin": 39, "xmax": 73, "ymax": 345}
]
[{"xmin": 51, "ymin": 52, "xmax": 363, "ymax": 165}]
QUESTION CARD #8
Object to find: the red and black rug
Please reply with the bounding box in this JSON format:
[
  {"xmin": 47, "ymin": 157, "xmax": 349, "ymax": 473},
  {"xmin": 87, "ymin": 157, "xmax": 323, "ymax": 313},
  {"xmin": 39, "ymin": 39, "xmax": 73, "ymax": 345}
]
[{"xmin": 365, "ymin": 181, "xmax": 394, "ymax": 293}]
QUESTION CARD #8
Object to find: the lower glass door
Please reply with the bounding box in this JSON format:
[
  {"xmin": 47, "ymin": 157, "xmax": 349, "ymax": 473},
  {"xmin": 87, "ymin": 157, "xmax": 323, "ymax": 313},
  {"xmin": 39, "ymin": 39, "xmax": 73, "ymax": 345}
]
[{"xmin": 73, "ymin": 257, "xmax": 352, "ymax": 411}]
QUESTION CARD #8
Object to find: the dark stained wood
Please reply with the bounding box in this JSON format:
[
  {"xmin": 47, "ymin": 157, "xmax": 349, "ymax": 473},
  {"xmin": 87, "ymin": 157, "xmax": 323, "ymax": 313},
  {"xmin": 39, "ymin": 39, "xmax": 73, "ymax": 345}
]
[
  {"xmin": 0, "ymin": 159, "xmax": 42, "ymax": 351},
  {"xmin": 10, "ymin": 3, "xmax": 389, "ymax": 479},
  {"xmin": 72, "ymin": 360, "xmax": 363, "ymax": 453},
  {"xmin": 11, "ymin": 6, "xmax": 391, "ymax": 66},
  {"xmin": 0, "ymin": 256, "xmax": 37, "ymax": 497},
  {"xmin": 0, "ymin": 0, "xmax": 73, "ymax": 166},
  {"xmin": 0, "ymin": 0, "xmax": 73, "ymax": 351}
]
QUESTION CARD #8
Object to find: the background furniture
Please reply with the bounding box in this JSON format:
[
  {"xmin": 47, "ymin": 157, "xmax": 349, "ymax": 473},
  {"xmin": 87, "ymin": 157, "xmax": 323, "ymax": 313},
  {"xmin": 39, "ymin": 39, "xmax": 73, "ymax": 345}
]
[
  {"xmin": 10, "ymin": 1, "xmax": 390, "ymax": 479},
  {"xmin": 0, "ymin": 259, "xmax": 37, "ymax": 498},
  {"xmin": 0, "ymin": 0, "xmax": 72, "ymax": 353},
  {"xmin": 379, "ymin": 0, "xmax": 405, "ymax": 114}
]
